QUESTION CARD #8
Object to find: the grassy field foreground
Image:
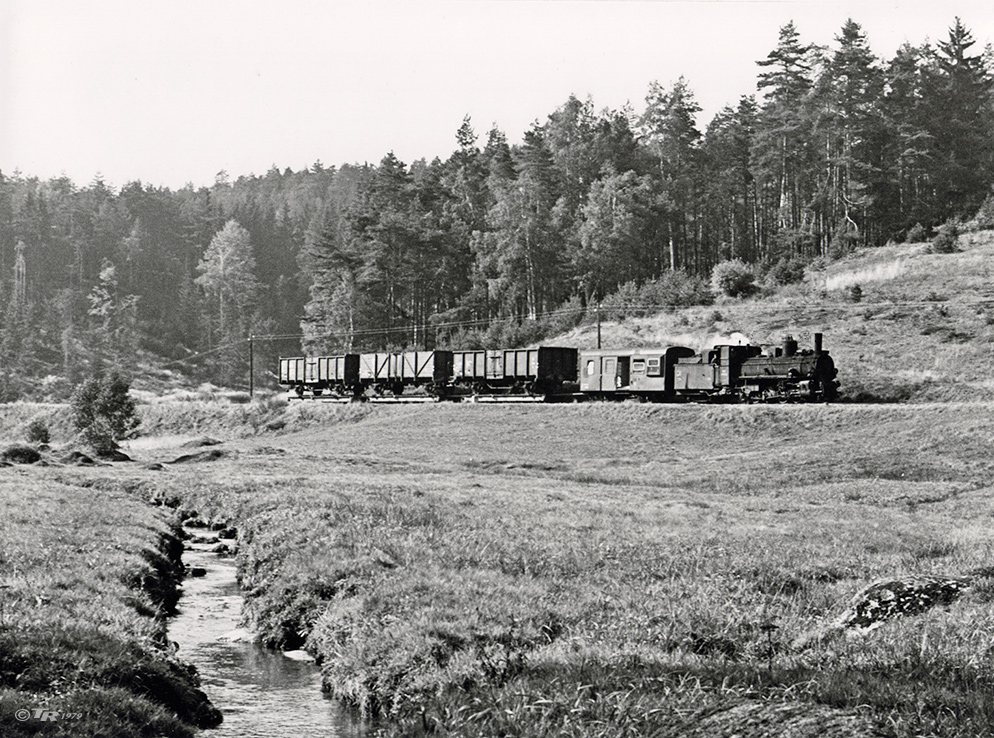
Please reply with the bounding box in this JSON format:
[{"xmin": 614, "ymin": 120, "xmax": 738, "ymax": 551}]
[
  {"xmin": 110, "ymin": 400, "xmax": 994, "ymax": 737},
  {"xmin": 0, "ymin": 468, "xmax": 221, "ymax": 736},
  {"xmin": 5, "ymin": 399, "xmax": 994, "ymax": 736}
]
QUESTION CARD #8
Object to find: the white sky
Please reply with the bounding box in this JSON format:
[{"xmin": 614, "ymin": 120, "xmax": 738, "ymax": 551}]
[{"xmin": 2, "ymin": 0, "xmax": 993, "ymax": 191}]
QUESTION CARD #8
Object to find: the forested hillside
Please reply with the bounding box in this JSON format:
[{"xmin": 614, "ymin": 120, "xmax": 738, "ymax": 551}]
[{"xmin": 1, "ymin": 18, "xmax": 992, "ymax": 399}]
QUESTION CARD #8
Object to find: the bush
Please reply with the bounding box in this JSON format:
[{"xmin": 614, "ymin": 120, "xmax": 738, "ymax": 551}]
[
  {"xmin": 599, "ymin": 273, "xmax": 713, "ymax": 322},
  {"xmin": 71, "ymin": 373, "xmax": 140, "ymax": 455},
  {"xmin": 848, "ymin": 284, "xmax": 863, "ymax": 303},
  {"xmin": 767, "ymin": 256, "xmax": 808, "ymax": 286},
  {"xmin": 639, "ymin": 270, "xmax": 713, "ymax": 309},
  {"xmin": 599, "ymin": 280, "xmax": 642, "ymax": 319},
  {"xmin": 975, "ymin": 193, "xmax": 994, "ymax": 231},
  {"xmin": 828, "ymin": 229, "xmax": 859, "ymax": 258},
  {"xmin": 26, "ymin": 419, "xmax": 51, "ymax": 445},
  {"xmin": 711, "ymin": 259, "xmax": 758, "ymax": 298},
  {"xmin": 544, "ymin": 294, "xmax": 585, "ymax": 336},
  {"xmin": 929, "ymin": 222, "xmax": 960, "ymax": 254},
  {"xmin": 906, "ymin": 222, "xmax": 929, "ymax": 243},
  {"xmin": 1, "ymin": 444, "xmax": 41, "ymax": 464}
]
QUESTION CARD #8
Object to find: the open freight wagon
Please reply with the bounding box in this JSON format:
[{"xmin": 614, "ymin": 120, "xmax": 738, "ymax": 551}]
[{"xmin": 279, "ymin": 347, "xmax": 579, "ymax": 401}]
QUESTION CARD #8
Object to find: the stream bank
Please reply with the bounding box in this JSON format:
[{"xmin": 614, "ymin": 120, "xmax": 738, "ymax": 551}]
[{"xmin": 171, "ymin": 524, "xmax": 362, "ymax": 738}]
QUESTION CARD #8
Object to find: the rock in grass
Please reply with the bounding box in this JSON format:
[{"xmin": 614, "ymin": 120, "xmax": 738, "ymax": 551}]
[
  {"xmin": 839, "ymin": 575, "xmax": 971, "ymax": 629},
  {"xmin": 61, "ymin": 450, "xmax": 96, "ymax": 466},
  {"xmin": 372, "ymin": 547, "xmax": 399, "ymax": 569},
  {"xmin": 181, "ymin": 436, "xmax": 222, "ymax": 449},
  {"xmin": 167, "ymin": 448, "xmax": 228, "ymax": 464},
  {"xmin": 97, "ymin": 448, "xmax": 133, "ymax": 462},
  {"xmin": 793, "ymin": 575, "xmax": 973, "ymax": 649}
]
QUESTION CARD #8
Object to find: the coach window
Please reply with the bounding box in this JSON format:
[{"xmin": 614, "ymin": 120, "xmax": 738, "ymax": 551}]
[
  {"xmin": 586, "ymin": 359, "xmax": 596, "ymax": 376},
  {"xmin": 632, "ymin": 359, "xmax": 646, "ymax": 374},
  {"xmin": 605, "ymin": 358, "xmax": 615, "ymax": 375}
]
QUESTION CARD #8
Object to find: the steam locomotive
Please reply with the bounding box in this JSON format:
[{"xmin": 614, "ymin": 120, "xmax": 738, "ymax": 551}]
[{"xmin": 278, "ymin": 333, "xmax": 838, "ymax": 403}]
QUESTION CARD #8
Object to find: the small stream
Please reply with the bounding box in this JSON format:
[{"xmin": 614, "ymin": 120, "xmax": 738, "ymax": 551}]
[{"xmin": 171, "ymin": 532, "xmax": 362, "ymax": 737}]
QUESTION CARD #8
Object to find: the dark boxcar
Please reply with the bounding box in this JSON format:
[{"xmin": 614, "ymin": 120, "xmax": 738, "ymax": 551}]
[
  {"xmin": 480, "ymin": 347, "xmax": 577, "ymax": 384},
  {"xmin": 456, "ymin": 346, "xmax": 578, "ymax": 396},
  {"xmin": 535, "ymin": 346, "xmax": 579, "ymax": 383}
]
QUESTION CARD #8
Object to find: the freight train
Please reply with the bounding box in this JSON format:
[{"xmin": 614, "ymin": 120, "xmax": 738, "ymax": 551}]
[{"xmin": 278, "ymin": 333, "xmax": 838, "ymax": 403}]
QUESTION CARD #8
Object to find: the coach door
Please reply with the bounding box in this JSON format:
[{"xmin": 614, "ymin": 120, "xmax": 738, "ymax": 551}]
[
  {"xmin": 601, "ymin": 357, "xmax": 615, "ymax": 392},
  {"xmin": 616, "ymin": 356, "xmax": 630, "ymax": 390},
  {"xmin": 599, "ymin": 356, "xmax": 629, "ymax": 392}
]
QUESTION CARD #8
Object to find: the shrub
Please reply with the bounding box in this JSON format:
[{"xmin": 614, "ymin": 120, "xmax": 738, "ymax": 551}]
[
  {"xmin": 544, "ymin": 294, "xmax": 585, "ymax": 336},
  {"xmin": 767, "ymin": 256, "xmax": 808, "ymax": 286},
  {"xmin": 975, "ymin": 193, "xmax": 994, "ymax": 231},
  {"xmin": 929, "ymin": 222, "xmax": 960, "ymax": 254},
  {"xmin": 26, "ymin": 419, "xmax": 51, "ymax": 445},
  {"xmin": 71, "ymin": 373, "xmax": 140, "ymax": 455},
  {"xmin": 828, "ymin": 229, "xmax": 859, "ymax": 258},
  {"xmin": 711, "ymin": 259, "xmax": 758, "ymax": 298},
  {"xmin": 599, "ymin": 280, "xmax": 642, "ymax": 319},
  {"xmin": 848, "ymin": 284, "xmax": 863, "ymax": 303},
  {"xmin": 639, "ymin": 270, "xmax": 713, "ymax": 308},
  {"xmin": 906, "ymin": 222, "xmax": 929, "ymax": 243},
  {"xmin": 1, "ymin": 444, "xmax": 41, "ymax": 464}
]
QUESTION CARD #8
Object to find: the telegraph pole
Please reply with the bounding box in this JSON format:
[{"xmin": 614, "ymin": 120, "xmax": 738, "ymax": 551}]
[
  {"xmin": 249, "ymin": 335, "xmax": 254, "ymax": 398},
  {"xmin": 596, "ymin": 304, "xmax": 602, "ymax": 349}
]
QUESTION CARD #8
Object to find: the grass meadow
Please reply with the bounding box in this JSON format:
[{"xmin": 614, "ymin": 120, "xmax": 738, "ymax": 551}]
[
  {"xmin": 0, "ymin": 465, "xmax": 220, "ymax": 737},
  {"xmin": 63, "ymin": 399, "xmax": 993, "ymax": 737}
]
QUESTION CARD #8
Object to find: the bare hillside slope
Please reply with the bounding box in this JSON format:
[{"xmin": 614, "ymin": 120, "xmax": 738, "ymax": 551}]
[{"xmin": 557, "ymin": 230, "xmax": 994, "ymax": 402}]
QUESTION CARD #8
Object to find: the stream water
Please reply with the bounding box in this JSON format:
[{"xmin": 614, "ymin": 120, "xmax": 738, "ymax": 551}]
[{"xmin": 170, "ymin": 535, "xmax": 363, "ymax": 737}]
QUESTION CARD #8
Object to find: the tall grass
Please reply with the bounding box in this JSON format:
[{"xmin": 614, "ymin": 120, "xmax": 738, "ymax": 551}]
[
  {"xmin": 162, "ymin": 402, "xmax": 994, "ymax": 736},
  {"xmin": 0, "ymin": 474, "xmax": 219, "ymax": 737},
  {"xmin": 823, "ymin": 259, "xmax": 906, "ymax": 292}
]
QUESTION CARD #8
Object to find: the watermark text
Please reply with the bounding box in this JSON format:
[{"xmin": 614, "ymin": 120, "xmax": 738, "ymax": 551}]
[{"xmin": 14, "ymin": 708, "xmax": 83, "ymax": 722}]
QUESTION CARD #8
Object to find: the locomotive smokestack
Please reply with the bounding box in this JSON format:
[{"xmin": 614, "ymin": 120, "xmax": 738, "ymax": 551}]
[{"xmin": 814, "ymin": 333, "xmax": 823, "ymax": 354}]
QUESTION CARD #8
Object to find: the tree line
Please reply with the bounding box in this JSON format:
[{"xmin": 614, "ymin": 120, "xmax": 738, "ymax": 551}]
[{"xmin": 0, "ymin": 18, "xmax": 991, "ymax": 398}]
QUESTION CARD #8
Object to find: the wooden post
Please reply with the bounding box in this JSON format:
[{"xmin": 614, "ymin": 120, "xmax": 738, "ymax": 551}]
[
  {"xmin": 596, "ymin": 304, "xmax": 602, "ymax": 349},
  {"xmin": 249, "ymin": 335, "xmax": 254, "ymax": 398}
]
